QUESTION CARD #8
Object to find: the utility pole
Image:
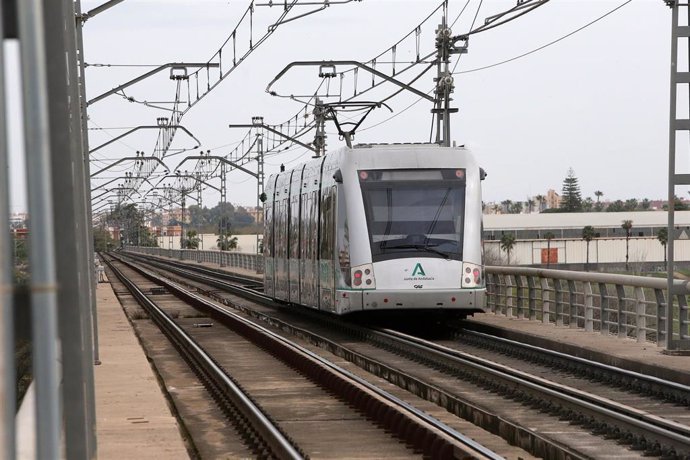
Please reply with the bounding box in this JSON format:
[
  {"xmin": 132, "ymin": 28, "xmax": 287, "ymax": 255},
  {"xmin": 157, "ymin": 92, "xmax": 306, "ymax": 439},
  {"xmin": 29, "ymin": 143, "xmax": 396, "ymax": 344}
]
[
  {"xmin": 256, "ymin": 132, "xmax": 265, "ymax": 257},
  {"xmin": 432, "ymin": 3, "xmax": 460, "ymax": 147},
  {"xmin": 313, "ymin": 98, "xmax": 327, "ymax": 156},
  {"xmin": 664, "ymin": 0, "xmax": 690, "ymax": 352}
]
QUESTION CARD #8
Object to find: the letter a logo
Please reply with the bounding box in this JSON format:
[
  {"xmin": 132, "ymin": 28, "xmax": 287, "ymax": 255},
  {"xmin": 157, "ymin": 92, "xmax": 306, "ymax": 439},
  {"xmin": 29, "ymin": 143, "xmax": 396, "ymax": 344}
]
[{"xmin": 412, "ymin": 263, "xmax": 425, "ymax": 276}]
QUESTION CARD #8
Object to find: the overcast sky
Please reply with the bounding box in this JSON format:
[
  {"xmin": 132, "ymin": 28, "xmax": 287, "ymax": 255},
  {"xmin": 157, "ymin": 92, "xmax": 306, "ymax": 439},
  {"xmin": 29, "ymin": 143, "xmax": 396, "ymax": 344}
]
[{"xmin": 6, "ymin": 0, "xmax": 676, "ymax": 212}]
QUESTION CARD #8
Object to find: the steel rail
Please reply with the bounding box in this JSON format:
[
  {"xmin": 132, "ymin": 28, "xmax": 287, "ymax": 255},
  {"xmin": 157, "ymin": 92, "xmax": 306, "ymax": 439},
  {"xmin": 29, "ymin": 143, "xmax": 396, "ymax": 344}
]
[
  {"xmin": 103, "ymin": 256, "xmax": 304, "ymax": 460},
  {"xmin": 119, "ymin": 251, "xmax": 586, "ymax": 458},
  {"xmin": 123, "ymin": 250, "xmax": 690, "ymax": 457},
  {"xmin": 460, "ymin": 329, "xmax": 690, "ymax": 400},
  {"xmin": 376, "ymin": 328, "xmax": 690, "ymax": 457},
  {"xmin": 111, "ymin": 252, "xmax": 502, "ymax": 460}
]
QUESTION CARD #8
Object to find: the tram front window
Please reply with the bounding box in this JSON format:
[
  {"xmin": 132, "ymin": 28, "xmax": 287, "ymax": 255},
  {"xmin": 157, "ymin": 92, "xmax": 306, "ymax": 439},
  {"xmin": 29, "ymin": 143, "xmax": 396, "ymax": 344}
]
[{"xmin": 359, "ymin": 169, "xmax": 466, "ymax": 262}]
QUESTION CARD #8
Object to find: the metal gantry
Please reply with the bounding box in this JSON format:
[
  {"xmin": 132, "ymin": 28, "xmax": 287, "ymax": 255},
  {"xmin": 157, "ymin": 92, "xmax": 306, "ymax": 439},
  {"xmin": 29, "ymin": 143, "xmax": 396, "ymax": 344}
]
[{"xmin": 665, "ymin": 0, "xmax": 690, "ymax": 352}]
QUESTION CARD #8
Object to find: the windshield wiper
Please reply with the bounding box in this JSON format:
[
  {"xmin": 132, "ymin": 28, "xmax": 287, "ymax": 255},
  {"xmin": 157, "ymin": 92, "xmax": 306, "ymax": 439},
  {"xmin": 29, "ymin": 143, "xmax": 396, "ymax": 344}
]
[{"xmin": 381, "ymin": 243, "xmax": 451, "ymax": 260}]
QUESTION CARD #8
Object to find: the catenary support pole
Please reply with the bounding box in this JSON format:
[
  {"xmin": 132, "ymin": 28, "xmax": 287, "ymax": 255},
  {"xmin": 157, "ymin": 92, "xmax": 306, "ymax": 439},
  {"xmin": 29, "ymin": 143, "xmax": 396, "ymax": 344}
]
[
  {"xmin": 43, "ymin": 0, "xmax": 97, "ymax": 457},
  {"xmin": 0, "ymin": 0, "xmax": 16, "ymax": 457},
  {"xmin": 75, "ymin": 0, "xmax": 101, "ymax": 366},
  {"xmin": 18, "ymin": 0, "xmax": 63, "ymax": 457}
]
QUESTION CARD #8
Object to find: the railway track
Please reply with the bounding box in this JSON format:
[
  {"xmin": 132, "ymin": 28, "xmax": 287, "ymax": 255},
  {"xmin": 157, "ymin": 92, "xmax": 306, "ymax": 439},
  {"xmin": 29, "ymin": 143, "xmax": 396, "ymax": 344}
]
[
  {"xmin": 118, "ymin": 251, "xmax": 690, "ymax": 459},
  {"xmin": 104, "ymin": 253, "xmax": 502, "ymax": 459}
]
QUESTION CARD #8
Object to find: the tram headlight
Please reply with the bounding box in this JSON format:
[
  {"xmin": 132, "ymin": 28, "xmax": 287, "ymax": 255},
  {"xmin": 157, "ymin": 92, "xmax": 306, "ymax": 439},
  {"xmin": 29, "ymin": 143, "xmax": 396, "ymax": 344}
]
[
  {"xmin": 351, "ymin": 264, "xmax": 375, "ymax": 289},
  {"xmin": 461, "ymin": 262, "xmax": 484, "ymax": 288}
]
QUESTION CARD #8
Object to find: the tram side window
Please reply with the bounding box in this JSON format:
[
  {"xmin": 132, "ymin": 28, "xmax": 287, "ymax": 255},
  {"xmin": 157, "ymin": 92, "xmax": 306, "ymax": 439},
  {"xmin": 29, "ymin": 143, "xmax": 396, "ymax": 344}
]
[
  {"xmin": 320, "ymin": 186, "xmax": 335, "ymax": 260},
  {"xmin": 290, "ymin": 195, "xmax": 300, "ymax": 259},
  {"xmin": 264, "ymin": 206, "xmax": 272, "ymax": 256}
]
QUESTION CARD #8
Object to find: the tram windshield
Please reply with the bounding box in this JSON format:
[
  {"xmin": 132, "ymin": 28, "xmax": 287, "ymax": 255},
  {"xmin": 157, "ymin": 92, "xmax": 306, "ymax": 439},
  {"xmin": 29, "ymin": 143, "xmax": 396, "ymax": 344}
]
[{"xmin": 359, "ymin": 168, "xmax": 466, "ymax": 262}]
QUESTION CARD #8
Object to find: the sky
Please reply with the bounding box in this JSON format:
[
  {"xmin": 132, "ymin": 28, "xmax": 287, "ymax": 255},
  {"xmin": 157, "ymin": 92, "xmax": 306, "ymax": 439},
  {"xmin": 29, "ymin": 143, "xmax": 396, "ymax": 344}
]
[{"xmin": 6, "ymin": 0, "xmax": 677, "ymax": 212}]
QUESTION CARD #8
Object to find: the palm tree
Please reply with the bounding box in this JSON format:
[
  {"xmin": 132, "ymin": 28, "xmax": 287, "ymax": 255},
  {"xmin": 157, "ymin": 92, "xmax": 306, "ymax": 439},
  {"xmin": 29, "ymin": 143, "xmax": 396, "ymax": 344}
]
[
  {"xmin": 621, "ymin": 220, "xmax": 633, "ymax": 271},
  {"xmin": 594, "ymin": 190, "xmax": 604, "ymax": 212},
  {"xmin": 183, "ymin": 229, "xmax": 200, "ymax": 249},
  {"xmin": 527, "ymin": 198, "xmax": 535, "ymax": 213},
  {"xmin": 500, "ymin": 233, "xmax": 516, "ymax": 265},
  {"xmin": 535, "ymin": 194, "xmax": 545, "ymax": 212},
  {"xmin": 501, "ymin": 199, "xmax": 512, "ymax": 214},
  {"xmin": 217, "ymin": 231, "xmax": 239, "ymax": 251},
  {"xmin": 657, "ymin": 227, "xmax": 668, "ymax": 264},
  {"xmin": 544, "ymin": 231, "xmax": 555, "ymax": 268},
  {"xmin": 581, "ymin": 225, "xmax": 595, "ymax": 271}
]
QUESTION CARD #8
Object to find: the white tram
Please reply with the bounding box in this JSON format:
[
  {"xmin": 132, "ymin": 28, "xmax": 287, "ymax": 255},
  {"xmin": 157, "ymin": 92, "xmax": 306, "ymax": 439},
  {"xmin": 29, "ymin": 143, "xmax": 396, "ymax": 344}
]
[{"xmin": 263, "ymin": 143, "xmax": 485, "ymax": 318}]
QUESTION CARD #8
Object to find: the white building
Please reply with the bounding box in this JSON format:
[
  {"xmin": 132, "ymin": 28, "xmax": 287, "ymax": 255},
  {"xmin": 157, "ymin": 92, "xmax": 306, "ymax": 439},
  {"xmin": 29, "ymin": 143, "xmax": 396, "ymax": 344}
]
[{"xmin": 483, "ymin": 211, "xmax": 687, "ymax": 268}]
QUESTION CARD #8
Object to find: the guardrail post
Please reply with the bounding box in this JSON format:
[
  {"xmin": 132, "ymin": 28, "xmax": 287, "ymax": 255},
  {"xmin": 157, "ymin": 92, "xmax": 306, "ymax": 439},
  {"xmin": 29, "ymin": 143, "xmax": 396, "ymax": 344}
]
[
  {"xmin": 584, "ymin": 282, "xmax": 594, "ymax": 332},
  {"xmin": 654, "ymin": 288, "xmax": 665, "ymax": 346},
  {"xmin": 568, "ymin": 280, "xmax": 578, "ymax": 328},
  {"xmin": 485, "ymin": 273, "xmax": 496, "ymax": 312},
  {"xmin": 634, "ymin": 286, "xmax": 646, "ymax": 343},
  {"xmin": 599, "ymin": 283, "xmax": 610, "ymax": 335},
  {"xmin": 527, "ymin": 275, "xmax": 537, "ymax": 320},
  {"xmin": 515, "ymin": 275, "xmax": 525, "ymax": 318},
  {"xmin": 554, "ymin": 279, "xmax": 564, "ymax": 326},
  {"xmin": 677, "ymin": 294, "xmax": 688, "ymax": 342},
  {"xmin": 505, "ymin": 275, "xmax": 514, "ymax": 318},
  {"xmin": 615, "ymin": 284, "xmax": 627, "ymax": 339},
  {"xmin": 540, "ymin": 277, "xmax": 550, "ymax": 323}
]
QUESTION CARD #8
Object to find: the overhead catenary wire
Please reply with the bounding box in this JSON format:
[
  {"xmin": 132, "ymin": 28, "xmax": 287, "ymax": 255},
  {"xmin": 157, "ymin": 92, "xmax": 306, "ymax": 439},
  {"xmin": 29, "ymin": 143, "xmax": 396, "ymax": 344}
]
[{"xmin": 453, "ymin": 0, "xmax": 632, "ymax": 75}]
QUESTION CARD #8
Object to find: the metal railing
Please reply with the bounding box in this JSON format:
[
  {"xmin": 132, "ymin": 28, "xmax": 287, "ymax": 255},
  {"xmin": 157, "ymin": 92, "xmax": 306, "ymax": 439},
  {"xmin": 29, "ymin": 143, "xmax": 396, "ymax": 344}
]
[
  {"xmin": 485, "ymin": 266, "xmax": 690, "ymax": 348},
  {"xmin": 125, "ymin": 246, "xmax": 264, "ymax": 274},
  {"xmin": 122, "ymin": 249, "xmax": 689, "ymax": 349}
]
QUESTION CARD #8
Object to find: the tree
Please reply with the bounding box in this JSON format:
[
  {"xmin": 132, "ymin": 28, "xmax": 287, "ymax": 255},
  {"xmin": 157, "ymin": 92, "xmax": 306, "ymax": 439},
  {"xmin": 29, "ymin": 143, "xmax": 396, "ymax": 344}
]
[
  {"xmin": 183, "ymin": 230, "xmax": 200, "ymax": 249},
  {"xmin": 535, "ymin": 194, "xmax": 545, "ymax": 212},
  {"xmin": 606, "ymin": 200, "xmax": 625, "ymax": 212},
  {"xmin": 500, "ymin": 233, "xmax": 516, "ymax": 265},
  {"xmin": 621, "ymin": 220, "xmax": 633, "ymax": 271},
  {"xmin": 509, "ymin": 201, "xmax": 523, "ymax": 214},
  {"xmin": 93, "ymin": 227, "xmax": 114, "ymax": 252},
  {"xmin": 559, "ymin": 168, "xmax": 583, "ymax": 212},
  {"xmin": 674, "ymin": 196, "xmax": 688, "ymax": 211},
  {"xmin": 582, "ymin": 197, "xmax": 594, "ymax": 212},
  {"xmin": 594, "ymin": 190, "xmax": 604, "ymax": 212},
  {"xmin": 526, "ymin": 198, "xmax": 535, "ymax": 213},
  {"xmin": 657, "ymin": 227, "xmax": 668, "ymax": 264},
  {"xmin": 641, "ymin": 198, "xmax": 651, "ymax": 210},
  {"xmin": 544, "ymin": 231, "xmax": 555, "ymax": 268},
  {"xmin": 581, "ymin": 226, "xmax": 595, "ymax": 271},
  {"xmin": 624, "ymin": 198, "xmax": 638, "ymax": 211},
  {"xmin": 501, "ymin": 199, "xmax": 512, "ymax": 214},
  {"xmin": 104, "ymin": 203, "xmax": 146, "ymax": 246},
  {"xmin": 217, "ymin": 231, "xmax": 239, "ymax": 251}
]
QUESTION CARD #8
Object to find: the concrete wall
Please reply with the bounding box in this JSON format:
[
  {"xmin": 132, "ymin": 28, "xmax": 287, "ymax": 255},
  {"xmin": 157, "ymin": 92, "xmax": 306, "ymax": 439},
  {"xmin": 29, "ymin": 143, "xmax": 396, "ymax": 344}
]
[{"xmin": 155, "ymin": 233, "xmax": 262, "ymax": 253}]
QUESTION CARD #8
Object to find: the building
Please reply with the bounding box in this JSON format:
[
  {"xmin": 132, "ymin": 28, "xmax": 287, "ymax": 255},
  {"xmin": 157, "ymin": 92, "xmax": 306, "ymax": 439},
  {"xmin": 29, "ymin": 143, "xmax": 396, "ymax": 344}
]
[
  {"xmin": 483, "ymin": 210, "xmax": 689, "ymax": 268},
  {"xmin": 545, "ymin": 189, "xmax": 561, "ymax": 210}
]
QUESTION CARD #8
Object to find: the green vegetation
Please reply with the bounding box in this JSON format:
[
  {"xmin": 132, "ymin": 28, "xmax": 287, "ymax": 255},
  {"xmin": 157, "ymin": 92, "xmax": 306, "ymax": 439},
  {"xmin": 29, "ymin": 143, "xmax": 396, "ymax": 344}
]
[
  {"xmin": 102, "ymin": 203, "xmax": 158, "ymax": 247},
  {"xmin": 657, "ymin": 227, "xmax": 668, "ymax": 264},
  {"xmin": 186, "ymin": 202, "xmax": 258, "ymax": 234},
  {"xmin": 217, "ymin": 231, "xmax": 239, "ymax": 251},
  {"xmin": 581, "ymin": 225, "xmax": 595, "ymax": 271},
  {"xmin": 499, "ymin": 233, "xmax": 516, "ymax": 265},
  {"xmin": 559, "ymin": 167, "xmax": 583, "ymax": 212},
  {"xmin": 621, "ymin": 220, "xmax": 633, "ymax": 271},
  {"xmin": 182, "ymin": 230, "xmax": 200, "ymax": 249},
  {"xmin": 93, "ymin": 227, "xmax": 115, "ymax": 252}
]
